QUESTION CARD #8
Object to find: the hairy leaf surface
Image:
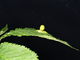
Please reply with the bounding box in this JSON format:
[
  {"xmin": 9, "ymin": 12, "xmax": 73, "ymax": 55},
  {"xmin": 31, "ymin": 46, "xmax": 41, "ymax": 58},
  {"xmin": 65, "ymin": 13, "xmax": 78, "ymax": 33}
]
[
  {"xmin": 0, "ymin": 27, "xmax": 79, "ymax": 50},
  {"xmin": 0, "ymin": 42, "xmax": 38, "ymax": 60}
]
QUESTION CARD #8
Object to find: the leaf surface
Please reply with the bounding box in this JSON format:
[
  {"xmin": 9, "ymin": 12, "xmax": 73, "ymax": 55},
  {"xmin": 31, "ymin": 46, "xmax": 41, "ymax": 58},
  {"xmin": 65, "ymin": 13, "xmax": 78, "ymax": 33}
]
[
  {"xmin": 0, "ymin": 42, "xmax": 38, "ymax": 60},
  {"xmin": 0, "ymin": 27, "xmax": 79, "ymax": 50},
  {"xmin": 0, "ymin": 24, "xmax": 8, "ymax": 35}
]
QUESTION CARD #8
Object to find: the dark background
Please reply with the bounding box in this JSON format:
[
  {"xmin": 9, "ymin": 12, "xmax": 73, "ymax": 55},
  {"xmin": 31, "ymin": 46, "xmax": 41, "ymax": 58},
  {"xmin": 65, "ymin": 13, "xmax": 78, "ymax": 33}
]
[{"xmin": 0, "ymin": 0, "xmax": 80, "ymax": 60}]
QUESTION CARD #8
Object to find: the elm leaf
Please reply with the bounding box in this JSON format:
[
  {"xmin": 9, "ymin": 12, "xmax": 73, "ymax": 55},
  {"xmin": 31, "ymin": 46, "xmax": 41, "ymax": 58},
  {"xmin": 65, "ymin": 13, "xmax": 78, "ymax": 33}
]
[
  {"xmin": 0, "ymin": 25, "xmax": 79, "ymax": 50},
  {"xmin": 0, "ymin": 24, "xmax": 8, "ymax": 35},
  {"xmin": 0, "ymin": 42, "xmax": 39, "ymax": 60}
]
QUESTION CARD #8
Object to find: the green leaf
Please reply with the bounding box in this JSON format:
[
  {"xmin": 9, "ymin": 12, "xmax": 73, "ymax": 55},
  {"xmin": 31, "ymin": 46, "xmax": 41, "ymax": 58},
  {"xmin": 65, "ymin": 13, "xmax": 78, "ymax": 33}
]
[
  {"xmin": 0, "ymin": 42, "xmax": 39, "ymax": 60},
  {"xmin": 0, "ymin": 24, "xmax": 8, "ymax": 35},
  {"xmin": 0, "ymin": 25, "xmax": 79, "ymax": 51}
]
